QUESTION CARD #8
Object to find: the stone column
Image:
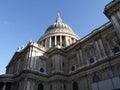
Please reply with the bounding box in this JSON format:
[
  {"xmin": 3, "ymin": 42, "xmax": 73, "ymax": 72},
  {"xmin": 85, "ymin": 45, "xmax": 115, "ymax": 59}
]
[
  {"xmin": 117, "ymin": 11, "xmax": 120, "ymax": 20},
  {"xmin": 70, "ymin": 38, "xmax": 72, "ymax": 44},
  {"xmin": 30, "ymin": 50, "xmax": 35, "ymax": 69},
  {"xmin": 55, "ymin": 55, "xmax": 60, "ymax": 72},
  {"xmin": 23, "ymin": 78, "xmax": 27, "ymax": 90},
  {"xmin": 65, "ymin": 36, "xmax": 68, "ymax": 46},
  {"xmin": 34, "ymin": 52, "xmax": 37, "ymax": 69},
  {"xmin": 41, "ymin": 41, "xmax": 44, "ymax": 47},
  {"xmin": 73, "ymin": 39, "xmax": 76, "ymax": 43},
  {"xmin": 60, "ymin": 36, "xmax": 62, "ymax": 46},
  {"xmin": 81, "ymin": 49, "xmax": 86, "ymax": 66},
  {"xmin": 25, "ymin": 51, "xmax": 29, "ymax": 69},
  {"xmin": 55, "ymin": 36, "xmax": 57, "ymax": 46},
  {"xmin": 76, "ymin": 53, "xmax": 80, "ymax": 67},
  {"xmin": 52, "ymin": 56, "xmax": 55, "ymax": 73},
  {"xmin": 95, "ymin": 41, "xmax": 102, "ymax": 60},
  {"xmin": 45, "ymin": 39, "xmax": 47, "ymax": 48},
  {"xmin": 79, "ymin": 49, "xmax": 84, "ymax": 66},
  {"xmin": 98, "ymin": 39, "xmax": 106, "ymax": 58},
  {"xmin": 49, "ymin": 37, "xmax": 51, "ymax": 48},
  {"xmin": 59, "ymin": 56, "xmax": 63, "ymax": 72},
  {"xmin": 27, "ymin": 48, "xmax": 32, "ymax": 69},
  {"xmin": 2, "ymin": 83, "xmax": 6, "ymax": 90},
  {"xmin": 111, "ymin": 15, "xmax": 120, "ymax": 39},
  {"xmin": 26, "ymin": 80, "xmax": 30, "ymax": 90}
]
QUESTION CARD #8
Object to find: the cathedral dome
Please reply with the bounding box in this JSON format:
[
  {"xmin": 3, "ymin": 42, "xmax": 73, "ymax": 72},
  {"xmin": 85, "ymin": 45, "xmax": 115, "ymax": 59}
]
[
  {"xmin": 37, "ymin": 13, "xmax": 79, "ymax": 49},
  {"xmin": 44, "ymin": 13, "xmax": 77, "ymax": 36}
]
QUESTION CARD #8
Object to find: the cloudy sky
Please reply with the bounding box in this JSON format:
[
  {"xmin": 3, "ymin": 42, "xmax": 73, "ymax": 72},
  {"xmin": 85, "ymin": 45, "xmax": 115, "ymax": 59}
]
[{"xmin": 0, "ymin": 0, "xmax": 111, "ymax": 74}]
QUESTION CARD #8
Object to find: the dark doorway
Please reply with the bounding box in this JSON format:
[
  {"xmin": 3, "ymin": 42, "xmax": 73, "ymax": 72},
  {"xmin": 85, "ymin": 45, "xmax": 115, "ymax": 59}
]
[
  {"xmin": 38, "ymin": 83, "xmax": 44, "ymax": 90},
  {"xmin": 73, "ymin": 82, "xmax": 78, "ymax": 90},
  {"xmin": 0, "ymin": 83, "xmax": 4, "ymax": 90},
  {"xmin": 6, "ymin": 82, "xmax": 12, "ymax": 90}
]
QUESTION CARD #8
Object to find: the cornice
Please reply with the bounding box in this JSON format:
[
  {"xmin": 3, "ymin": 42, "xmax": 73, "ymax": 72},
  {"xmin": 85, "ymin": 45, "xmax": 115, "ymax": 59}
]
[
  {"xmin": 46, "ymin": 46, "xmax": 66, "ymax": 56},
  {"xmin": 104, "ymin": 0, "xmax": 120, "ymax": 18}
]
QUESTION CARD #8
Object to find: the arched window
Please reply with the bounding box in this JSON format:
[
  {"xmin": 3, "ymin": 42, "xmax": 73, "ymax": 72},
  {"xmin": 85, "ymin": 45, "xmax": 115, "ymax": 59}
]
[
  {"xmin": 106, "ymin": 33, "xmax": 120, "ymax": 54},
  {"xmin": 38, "ymin": 83, "xmax": 44, "ymax": 90},
  {"xmin": 71, "ymin": 66, "xmax": 75, "ymax": 71},
  {"xmin": 73, "ymin": 82, "xmax": 78, "ymax": 90},
  {"xmin": 40, "ymin": 68, "xmax": 44, "ymax": 72},
  {"xmin": 89, "ymin": 57, "xmax": 95, "ymax": 63},
  {"xmin": 112, "ymin": 46, "xmax": 120, "ymax": 53}
]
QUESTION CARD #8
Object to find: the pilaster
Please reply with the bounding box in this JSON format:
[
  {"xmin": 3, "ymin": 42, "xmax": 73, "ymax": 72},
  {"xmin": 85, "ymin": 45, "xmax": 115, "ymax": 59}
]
[
  {"xmin": 45, "ymin": 38, "xmax": 47, "ymax": 47},
  {"xmin": 94, "ymin": 41, "xmax": 102, "ymax": 60},
  {"xmin": 60, "ymin": 36, "xmax": 62, "ymax": 47},
  {"xmin": 76, "ymin": 53, "xmax": 80, "ymax": 67},
  {"xmin": 111, "ymin": 15, "xmax": 120, "ymax": 38},
  {"xmin": 49, "ymin": 36, "xmax": 52, "ymax": 48},
  {"xmin": 79, "ymin": 49, "xmax": 84, "ymax": 66},
  {"xmin": 65, "ymin": 36, "xmax": 68, "ymax": 46},
  {"xmin": 55, "ymin": 36, "xmax": 57, "ymax": 46},
  {"xmin": 98, "ymin": 39, "xmax": 107, "ymax": 58}
]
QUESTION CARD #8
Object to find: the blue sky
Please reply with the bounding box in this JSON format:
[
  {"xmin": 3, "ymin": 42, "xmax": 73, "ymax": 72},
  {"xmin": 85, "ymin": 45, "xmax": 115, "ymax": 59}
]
[{"xmin": 0, "ymin": 0, "xmax": 111, "ymax": 74}]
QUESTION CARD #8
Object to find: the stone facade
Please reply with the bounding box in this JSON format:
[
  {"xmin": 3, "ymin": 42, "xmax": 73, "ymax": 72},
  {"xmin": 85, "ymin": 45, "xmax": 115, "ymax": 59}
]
[{"xmin": 0, "ymin": 0, "xmax": 120, "ymax": 90}]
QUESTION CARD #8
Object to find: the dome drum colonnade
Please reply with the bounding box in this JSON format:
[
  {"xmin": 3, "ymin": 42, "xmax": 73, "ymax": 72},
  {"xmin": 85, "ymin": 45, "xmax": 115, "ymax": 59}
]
[
  {"xmin": 39, "ymin": 35, "xmax": 77, "ymax": 48},
  {"xmin": 37, "ymin": 13, "xmax": 79, "ymax": 49}
]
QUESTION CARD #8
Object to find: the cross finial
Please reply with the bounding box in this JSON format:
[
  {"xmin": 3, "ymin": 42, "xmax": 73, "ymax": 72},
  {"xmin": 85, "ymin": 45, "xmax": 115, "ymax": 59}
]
[
  {"xmin": 57, "ymin": 13, "xmax": 60, "ymax": 17},
  {"xmin": 56, "ymin": 13, "xmax": 62, "ymax": 23}
]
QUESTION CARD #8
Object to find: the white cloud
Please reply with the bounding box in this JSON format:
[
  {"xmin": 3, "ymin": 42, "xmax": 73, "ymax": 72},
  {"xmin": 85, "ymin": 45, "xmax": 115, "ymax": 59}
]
[
  {"xmin": 3, "ymin": 21, "xmax": 8, "ymax": 25},
  {"xmin": 0, "ymin": 20, "xmax": 9, "ymax": 25}
]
